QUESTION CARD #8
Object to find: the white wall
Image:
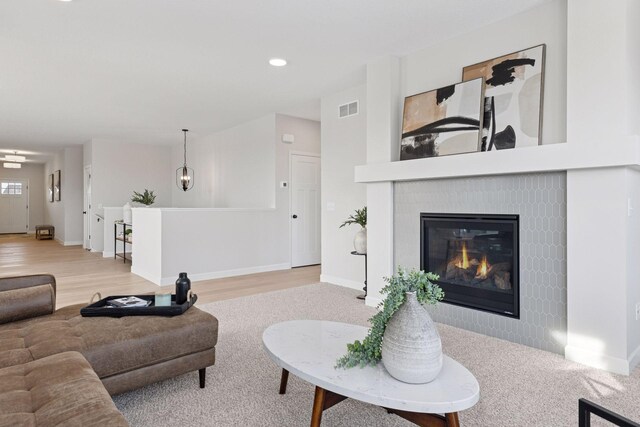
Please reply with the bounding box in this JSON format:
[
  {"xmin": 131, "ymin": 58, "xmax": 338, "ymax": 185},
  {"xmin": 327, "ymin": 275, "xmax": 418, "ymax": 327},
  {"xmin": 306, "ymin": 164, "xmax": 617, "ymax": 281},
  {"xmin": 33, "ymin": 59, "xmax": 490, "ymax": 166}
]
[
  {"xmin": 627, "ymin": 0, "xmax": 640, "ymax": 136},
  {"xmin": 132, "ymin": 114, "xmax": 320, "ymax": 284},
  {"xmin": 44, "ymin": 150, "xmax": 65, "ymax": 242},
  {"xmin": 43, "ymin": 146, "xmax": 84, "ymax": 245},
  {"xmin": 626, "ymin": 168, "xmax": 640, "ymax": 368},
  {"xmin": 0, "ymin": 163, "xmax": 44, "ymax": 232},
  {"xmin": 63, "ymin": 146, "xmax": 84, "ymax": 243},
  {"xmin": 172, "ymin": 115, "xmax": 277, "ymax": 208},
  {"xmin": 402, "ymin": 0, "xmax": 567, "ymax": 146},
  {"xmin": 320, "ymin": 85, "xmax": 368, "ymax": 289},
  {"xmin": 90, "ymin": 139, "xmax": 172, "ymax": 209}
]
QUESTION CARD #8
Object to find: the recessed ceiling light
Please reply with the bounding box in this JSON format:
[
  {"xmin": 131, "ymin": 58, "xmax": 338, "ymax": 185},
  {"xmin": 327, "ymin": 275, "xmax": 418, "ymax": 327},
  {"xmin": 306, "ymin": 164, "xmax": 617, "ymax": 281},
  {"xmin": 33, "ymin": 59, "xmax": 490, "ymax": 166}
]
[
  {"xmin": 58, "ymin": 0, "xmax": 73, "ymax": 2},
  {"xmin": 269, "ymin": 58, "xmax": 287, "ymax": 67},
  {"xmin": 3, "ymin": 162, "xmax": 21, "ymax": 169}
]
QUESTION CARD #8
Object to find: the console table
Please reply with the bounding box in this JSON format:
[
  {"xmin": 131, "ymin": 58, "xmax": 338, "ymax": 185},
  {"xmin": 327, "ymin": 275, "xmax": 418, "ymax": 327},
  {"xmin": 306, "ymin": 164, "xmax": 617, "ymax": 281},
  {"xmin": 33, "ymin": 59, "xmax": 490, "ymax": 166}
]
[
  {"xmin": 114, "ymin": 222, "xmax": 132, "ymax": 263},
  {"xmin": 263, "ymin": 320, "xmax": 479, "ymax": 426}
]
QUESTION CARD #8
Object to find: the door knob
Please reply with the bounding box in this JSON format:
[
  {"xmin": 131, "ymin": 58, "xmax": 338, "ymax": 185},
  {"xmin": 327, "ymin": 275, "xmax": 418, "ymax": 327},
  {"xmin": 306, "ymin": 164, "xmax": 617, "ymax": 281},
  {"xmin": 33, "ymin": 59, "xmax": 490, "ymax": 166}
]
[
  {"xmin": 83, "ymin": 211, "xmax": 87, "ymax": 214},
  {"xmin": 292, "ymin": 214, "xmax": 298, "ymax": 219}
]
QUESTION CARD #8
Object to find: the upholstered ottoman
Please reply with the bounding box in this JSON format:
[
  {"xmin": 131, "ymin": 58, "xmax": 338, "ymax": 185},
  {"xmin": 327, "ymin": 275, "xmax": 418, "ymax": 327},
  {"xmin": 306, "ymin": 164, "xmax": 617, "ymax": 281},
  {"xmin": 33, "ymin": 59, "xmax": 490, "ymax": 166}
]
[
  {"xmin": 0, "ymin": 351, "xmax": 128, "ymax": 427},
  {"xmin": 0, "ymin": 303, "xmax": 219, "ymax": 395}
]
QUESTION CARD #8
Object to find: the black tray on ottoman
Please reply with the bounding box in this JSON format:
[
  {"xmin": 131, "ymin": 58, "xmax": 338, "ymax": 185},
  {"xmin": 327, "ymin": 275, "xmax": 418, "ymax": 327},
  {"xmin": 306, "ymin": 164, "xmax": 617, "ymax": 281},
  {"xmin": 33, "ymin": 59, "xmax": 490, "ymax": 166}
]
[{"xmin": 80, "ymin": 294, "xmax": 198, "ymax": 317}]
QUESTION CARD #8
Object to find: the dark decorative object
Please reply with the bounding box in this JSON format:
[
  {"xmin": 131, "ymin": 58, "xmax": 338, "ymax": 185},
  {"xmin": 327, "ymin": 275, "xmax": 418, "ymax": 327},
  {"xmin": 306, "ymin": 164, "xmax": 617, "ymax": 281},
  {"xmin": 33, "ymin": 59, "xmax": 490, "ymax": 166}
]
[
  {"xmin": 48, "ymin": 173, "xmax": 54, "ymax": 202},
  {"xmin": 420, "ymin": 213, "xmax": 519, "ymax": 318},
  {"xmin": 80, "ymin": 293, "xmax": 198, "ymax": 317},
  {"xmin": 54, "ymin": 170, "xmax": 61, "ymax": 201},
  {"xmin": 176, "ymin": 129, "xmax": 194, "ymax": 191},
  {"xmin": 175, "ymin": 272, "xmax": 191, "ymax": 305},
  {"xmin": 579, "ymin": 399, "xmax": 640, "ymax": 427},
  {"xmin": 400, "ymin": 78, "xmax": 485, "ymax": 160},
  {"xmin": 462, "ymin": 44, "xmax": 546, "ymax": 151}
]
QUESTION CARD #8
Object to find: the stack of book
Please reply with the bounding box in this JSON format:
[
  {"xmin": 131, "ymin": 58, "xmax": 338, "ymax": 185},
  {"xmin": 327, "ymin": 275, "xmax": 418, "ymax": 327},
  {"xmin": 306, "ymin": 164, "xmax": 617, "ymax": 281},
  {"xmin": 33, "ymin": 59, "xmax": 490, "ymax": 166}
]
[{"xmin": 107, "ymin": 296, "xmax": 151, "ymax": 308}]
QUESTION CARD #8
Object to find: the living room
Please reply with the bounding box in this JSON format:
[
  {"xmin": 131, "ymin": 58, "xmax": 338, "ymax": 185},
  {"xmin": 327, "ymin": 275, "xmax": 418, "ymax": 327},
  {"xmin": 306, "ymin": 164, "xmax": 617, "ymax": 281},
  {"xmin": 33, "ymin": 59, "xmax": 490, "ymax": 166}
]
[{"xmin": 1, "ymin": 0, "xmax": 639, "ymax": 426}]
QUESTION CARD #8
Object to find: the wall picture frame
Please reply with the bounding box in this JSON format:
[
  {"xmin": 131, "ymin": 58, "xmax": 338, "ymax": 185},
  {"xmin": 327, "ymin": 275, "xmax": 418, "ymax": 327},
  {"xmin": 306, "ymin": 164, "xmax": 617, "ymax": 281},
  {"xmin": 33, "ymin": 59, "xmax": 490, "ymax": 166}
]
[
  {"xmin": 400, "ymin": 77, "xmax": 485, "ymax": 160},
  {"xmin": 54, "ymin": 170, "xmax": 61, "ymax": 201},
  {"xmin": 48, "ymin": 174, "xmax": 54, "ymax": 202},
  {"xmin": 462, "ymin": 44, "xmax": 546, "ymax": 151}
]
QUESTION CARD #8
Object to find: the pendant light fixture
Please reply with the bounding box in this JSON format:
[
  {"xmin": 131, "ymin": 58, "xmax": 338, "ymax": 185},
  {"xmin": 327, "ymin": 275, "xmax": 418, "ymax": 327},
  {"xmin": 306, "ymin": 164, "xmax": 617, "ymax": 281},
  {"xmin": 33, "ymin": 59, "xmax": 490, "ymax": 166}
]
[
  {"xmin": 5, "ymin": 152, "xmax": 26, "ymax": 163},
  {"xmin": 176, "ymin": 129, "xmax": 194, "ymax": 191}
]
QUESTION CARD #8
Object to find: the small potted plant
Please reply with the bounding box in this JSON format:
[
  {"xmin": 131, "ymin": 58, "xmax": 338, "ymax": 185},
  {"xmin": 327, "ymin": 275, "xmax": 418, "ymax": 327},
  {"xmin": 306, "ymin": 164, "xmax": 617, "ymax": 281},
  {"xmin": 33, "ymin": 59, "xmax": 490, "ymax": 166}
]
[
  {"xmin": 131, "ymin": 189, "xmax": 156, "ymax": 207},
  {"xmin": 339, "ymin": 206, "xmax": 367, "ymax": 254},
  {"xmin": 124, "ymin": 228, "xmax": 133, "ymax": 243},
  {"xmin": 336, "ymin": 267, "xmax": 445, "ymax": 384}
]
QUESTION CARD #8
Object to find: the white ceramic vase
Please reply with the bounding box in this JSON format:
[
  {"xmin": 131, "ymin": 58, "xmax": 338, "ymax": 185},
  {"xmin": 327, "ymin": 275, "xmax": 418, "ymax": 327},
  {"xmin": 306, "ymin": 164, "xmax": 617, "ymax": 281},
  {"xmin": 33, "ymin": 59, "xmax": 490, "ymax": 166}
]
[
  {"xmin": 123, "ymin": 202, "xmax": 133, "ymax": 224},
  {"xmin": 354, "ymin": 227, "xmax": 367, "ymax": 254},
  {"xmin": 381, "ymin": 291, "xmax": 443, "ymax": 384}
]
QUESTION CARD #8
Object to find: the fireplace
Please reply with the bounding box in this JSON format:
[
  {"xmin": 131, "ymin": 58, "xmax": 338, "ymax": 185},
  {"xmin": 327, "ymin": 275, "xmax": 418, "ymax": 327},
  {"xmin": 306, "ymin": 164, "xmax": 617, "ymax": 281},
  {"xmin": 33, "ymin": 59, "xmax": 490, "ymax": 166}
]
[{"xmin": 420, "ymin": 213, "xmax": 519, "ymax": 318}]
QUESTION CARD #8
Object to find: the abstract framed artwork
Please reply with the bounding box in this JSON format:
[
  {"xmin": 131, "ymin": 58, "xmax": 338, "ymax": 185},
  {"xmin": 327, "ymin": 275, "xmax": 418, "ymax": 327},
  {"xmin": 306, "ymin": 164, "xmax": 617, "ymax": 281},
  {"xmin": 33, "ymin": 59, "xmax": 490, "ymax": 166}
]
[
  {"xmin": 462, "ymin": 44, "xmax": 546, "ymax": 151},
  {"xmin": 400, "ymin": 78, "xmax": 485, "ymax": 160},
  {"xmin": 48, "ymin": 174, "xmax": 54, "ymax": 202},
  {"xmin": 54, "ymin": 170, "xmax": 61, "ymax": 201}
]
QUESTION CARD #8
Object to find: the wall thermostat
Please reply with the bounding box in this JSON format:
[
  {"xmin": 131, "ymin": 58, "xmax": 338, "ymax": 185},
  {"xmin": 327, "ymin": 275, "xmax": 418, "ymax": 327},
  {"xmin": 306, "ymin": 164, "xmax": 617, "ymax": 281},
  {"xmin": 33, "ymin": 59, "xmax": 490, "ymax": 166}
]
[{"xmin": 282, "ymin": 134, "xmax": 294, "ymax": 144}]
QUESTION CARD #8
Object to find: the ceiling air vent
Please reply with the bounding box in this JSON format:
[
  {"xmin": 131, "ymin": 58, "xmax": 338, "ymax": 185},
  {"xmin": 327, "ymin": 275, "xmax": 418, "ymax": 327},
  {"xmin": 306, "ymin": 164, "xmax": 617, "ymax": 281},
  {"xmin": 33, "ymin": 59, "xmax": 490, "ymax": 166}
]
[{"xmin": 339, "ymin": 100, "xmax": 359, "ymax": 118}]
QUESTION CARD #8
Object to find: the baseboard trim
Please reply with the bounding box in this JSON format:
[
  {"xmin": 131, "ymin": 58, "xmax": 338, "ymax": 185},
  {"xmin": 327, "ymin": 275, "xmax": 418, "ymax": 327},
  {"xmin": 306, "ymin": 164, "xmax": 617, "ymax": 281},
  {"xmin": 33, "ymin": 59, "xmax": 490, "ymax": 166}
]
[
  {"xmin": 565, "ymin": 344, "xmax": 632, "ymax": 375},
  {"xmin": 629, "ymin": 344, "xmax": 640, "ymax": 374},
  {"xmin": 103, "ymin": 251, "xmax": 114, "ymax": 258},
  {"xmin": 134, "ymin": 263, "xmax": 293, "ymax": 286},
  {"xmin": 63, "ymin": 240, "xmax": 83, "ymax": 246},
  {"xmin": 365, "ymin": 295, "xmax": 383, "ymax": 308},
  {"xmin": 131, "ymin": 266, "xmax": 163, "ymax": 287},
  {"xmin": 320, "ymin": 274, "xmax": 364, "ymax": 292}
]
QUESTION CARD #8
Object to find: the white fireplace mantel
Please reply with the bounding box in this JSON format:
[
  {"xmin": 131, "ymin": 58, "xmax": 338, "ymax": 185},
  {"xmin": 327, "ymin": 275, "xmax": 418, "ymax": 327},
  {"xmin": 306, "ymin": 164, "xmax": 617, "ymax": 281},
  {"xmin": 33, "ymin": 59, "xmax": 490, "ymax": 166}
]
[{"xmin": 355, "ymin": 137, "xmax": 640, "ymax": 183}]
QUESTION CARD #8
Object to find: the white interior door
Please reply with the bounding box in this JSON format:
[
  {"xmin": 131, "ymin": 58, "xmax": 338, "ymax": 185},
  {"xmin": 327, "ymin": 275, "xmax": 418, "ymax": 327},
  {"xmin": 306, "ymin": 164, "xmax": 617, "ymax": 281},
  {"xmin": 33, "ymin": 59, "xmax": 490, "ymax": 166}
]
[
  {"xmin": 291, "ymin": 154, "xmax": 321, "ymax": 267},
  {"xmin": 0, "ymin": 179, "xmax": 28, "ymax": 234},
  {"xmin": 83, "ymin": 165, "xmax": 92, "ymax": 249}
]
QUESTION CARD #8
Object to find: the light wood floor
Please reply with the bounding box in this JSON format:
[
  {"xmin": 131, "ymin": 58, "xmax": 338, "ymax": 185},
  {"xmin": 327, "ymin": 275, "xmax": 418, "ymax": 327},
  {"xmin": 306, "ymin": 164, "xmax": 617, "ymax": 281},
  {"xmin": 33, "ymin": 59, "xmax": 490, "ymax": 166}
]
[{"xmin": 0, "ymin": 234, "xmax": 320, "ymax": 308}]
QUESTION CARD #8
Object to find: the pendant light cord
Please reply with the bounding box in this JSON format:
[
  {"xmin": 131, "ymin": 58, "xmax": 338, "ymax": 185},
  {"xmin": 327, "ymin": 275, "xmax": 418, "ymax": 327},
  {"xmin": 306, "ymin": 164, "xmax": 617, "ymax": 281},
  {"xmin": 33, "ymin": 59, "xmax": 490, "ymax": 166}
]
[{"xmin": 183, "ymin": 129, "xmax": 188, "ymax": 167}]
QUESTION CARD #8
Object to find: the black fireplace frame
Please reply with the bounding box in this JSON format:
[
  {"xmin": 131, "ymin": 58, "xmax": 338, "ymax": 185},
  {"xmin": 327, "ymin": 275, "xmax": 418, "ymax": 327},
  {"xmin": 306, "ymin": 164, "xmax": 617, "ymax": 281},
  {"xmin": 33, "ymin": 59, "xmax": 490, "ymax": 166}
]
[{"xmin": 420, "ymin": 213, "xmax": 520, "ymax": 319}]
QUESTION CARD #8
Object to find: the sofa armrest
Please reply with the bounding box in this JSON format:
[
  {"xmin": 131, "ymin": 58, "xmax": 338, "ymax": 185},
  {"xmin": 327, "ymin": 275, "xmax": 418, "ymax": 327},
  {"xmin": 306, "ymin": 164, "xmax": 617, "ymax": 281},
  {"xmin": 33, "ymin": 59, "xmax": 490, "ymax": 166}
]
[{"xmin": 0, "ymin": 274, "xmax": 56, "ymax": 324}]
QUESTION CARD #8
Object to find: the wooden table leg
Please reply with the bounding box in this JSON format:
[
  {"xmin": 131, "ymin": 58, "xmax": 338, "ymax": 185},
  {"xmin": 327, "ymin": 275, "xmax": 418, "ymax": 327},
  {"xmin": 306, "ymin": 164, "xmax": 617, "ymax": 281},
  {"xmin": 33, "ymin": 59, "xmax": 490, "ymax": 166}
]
[
  {"xmin": 385, "ymin": 408, "xmax": 461, "ymax": 427},
  {"xmin": 310, "ymin": 386, "xmax": 326, "ymax": 427},
  {"xmin": 445, "ymin": 412, "xmax": 460, "ymax": 427},
  {"xmin": 279, "ymin": 369, "xmax": 289, "ymax": 395}
]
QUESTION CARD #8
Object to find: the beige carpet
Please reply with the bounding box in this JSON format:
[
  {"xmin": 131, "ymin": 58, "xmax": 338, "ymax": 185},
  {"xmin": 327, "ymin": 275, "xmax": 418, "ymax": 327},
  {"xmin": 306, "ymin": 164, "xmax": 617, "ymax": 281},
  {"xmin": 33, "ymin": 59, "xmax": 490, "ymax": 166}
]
[{"xmin": 113, "ymin": 283, "xmax": 640, "ymax": 426}]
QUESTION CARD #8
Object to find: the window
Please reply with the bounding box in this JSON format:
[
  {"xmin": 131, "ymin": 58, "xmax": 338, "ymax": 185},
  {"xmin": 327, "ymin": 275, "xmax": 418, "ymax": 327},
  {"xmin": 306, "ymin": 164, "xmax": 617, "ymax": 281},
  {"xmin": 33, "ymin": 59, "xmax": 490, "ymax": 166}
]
[{"xmin": 0, "ymin": 182, "xmax": 23, "ymax": 195}]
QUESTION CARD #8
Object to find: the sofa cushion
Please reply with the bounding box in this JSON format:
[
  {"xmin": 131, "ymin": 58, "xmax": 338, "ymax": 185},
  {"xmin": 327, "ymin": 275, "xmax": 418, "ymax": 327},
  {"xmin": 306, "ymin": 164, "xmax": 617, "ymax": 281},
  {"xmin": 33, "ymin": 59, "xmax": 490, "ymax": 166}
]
[
  {"xmin": 0, "ymin": 304, "xmax": 219, "ymax": 379},
  {"xmin": 0, "ymin": 351, "xmax": 128, "ymax": 427},
  {"xmin": 0, "ymin": 284, "xmax": 55, "ymax": 325}
]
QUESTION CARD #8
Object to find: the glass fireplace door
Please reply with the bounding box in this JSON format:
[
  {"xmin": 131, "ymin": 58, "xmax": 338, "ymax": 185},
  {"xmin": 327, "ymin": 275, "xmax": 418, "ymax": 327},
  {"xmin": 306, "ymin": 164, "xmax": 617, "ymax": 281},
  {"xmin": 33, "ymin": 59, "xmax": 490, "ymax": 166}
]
[{"xmin": 420, "ymin": 213, "xmax": 519, "ymax": 318}]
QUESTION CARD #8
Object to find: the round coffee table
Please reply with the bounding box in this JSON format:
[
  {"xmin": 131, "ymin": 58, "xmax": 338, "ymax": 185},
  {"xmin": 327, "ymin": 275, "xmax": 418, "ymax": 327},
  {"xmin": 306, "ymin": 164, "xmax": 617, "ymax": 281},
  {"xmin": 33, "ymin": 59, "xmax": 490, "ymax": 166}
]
[{"xmin": 262, "ymin": 320, "xmax": 479, "ymax": 427}]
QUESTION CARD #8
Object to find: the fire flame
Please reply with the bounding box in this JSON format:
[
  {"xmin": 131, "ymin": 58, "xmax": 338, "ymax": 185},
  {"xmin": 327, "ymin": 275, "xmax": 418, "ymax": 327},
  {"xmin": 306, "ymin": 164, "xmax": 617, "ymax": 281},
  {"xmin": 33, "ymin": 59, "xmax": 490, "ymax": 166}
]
[
  {"xmin": 455, "ymin": 242, "xmax": 470, "ymax": 269},
  {"xmin": 477, "ymin": 255, "xmax": 489, "ymax": 277}
]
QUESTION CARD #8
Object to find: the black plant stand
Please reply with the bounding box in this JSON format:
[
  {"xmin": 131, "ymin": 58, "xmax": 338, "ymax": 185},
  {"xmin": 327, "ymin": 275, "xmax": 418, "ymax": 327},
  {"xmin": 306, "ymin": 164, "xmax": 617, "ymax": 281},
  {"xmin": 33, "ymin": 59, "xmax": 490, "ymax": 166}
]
[{"xmin": 351, "ymin": 251, "xmax": 367, "ymax": 300}]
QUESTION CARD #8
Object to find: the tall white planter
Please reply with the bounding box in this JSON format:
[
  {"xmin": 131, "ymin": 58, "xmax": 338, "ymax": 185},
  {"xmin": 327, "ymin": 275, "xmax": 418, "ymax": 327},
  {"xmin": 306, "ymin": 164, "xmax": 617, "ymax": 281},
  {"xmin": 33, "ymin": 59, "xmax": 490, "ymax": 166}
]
[
  {"xmin": 123, "ymin": 202, "xmax": 133, "ymax": 224},
  {"xmin": 354, "ymin": 227, "xmax": 367, "ymax": 254},
  {"xmin": 381, "ymin": 291, "xmax": 443, "ymax": 384}
]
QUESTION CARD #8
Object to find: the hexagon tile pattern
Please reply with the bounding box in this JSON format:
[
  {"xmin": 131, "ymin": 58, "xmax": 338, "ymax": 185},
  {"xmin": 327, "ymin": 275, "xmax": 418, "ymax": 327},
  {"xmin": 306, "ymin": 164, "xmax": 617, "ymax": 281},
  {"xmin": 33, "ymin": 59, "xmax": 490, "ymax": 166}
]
[{"xmin": 394, "ymin": 172, "xmax": 567, "ymax": 355}]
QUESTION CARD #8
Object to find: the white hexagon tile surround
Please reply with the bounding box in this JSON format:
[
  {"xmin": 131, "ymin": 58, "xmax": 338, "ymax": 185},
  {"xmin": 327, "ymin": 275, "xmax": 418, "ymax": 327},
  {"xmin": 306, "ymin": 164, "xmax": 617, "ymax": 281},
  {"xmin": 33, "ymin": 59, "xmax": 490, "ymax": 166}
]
[{"xmin": 394, "ymin": 172, "xmax": 567, "ymax": 354}]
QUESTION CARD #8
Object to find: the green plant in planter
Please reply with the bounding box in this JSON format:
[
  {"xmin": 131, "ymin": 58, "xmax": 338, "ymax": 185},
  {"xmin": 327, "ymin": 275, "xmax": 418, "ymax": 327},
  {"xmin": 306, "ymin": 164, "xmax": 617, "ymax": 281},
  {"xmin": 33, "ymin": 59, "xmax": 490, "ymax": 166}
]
[
  {"xmin": 339, "ymin": 207, "xmax": 367, "ymax": 229},
  {"xmin": 131, "ymin": 189, "xmax": 156, "ymax": 206},
  {"xmin": 335, "ymin": 267, "xmax": 444, "ymax": 368}
]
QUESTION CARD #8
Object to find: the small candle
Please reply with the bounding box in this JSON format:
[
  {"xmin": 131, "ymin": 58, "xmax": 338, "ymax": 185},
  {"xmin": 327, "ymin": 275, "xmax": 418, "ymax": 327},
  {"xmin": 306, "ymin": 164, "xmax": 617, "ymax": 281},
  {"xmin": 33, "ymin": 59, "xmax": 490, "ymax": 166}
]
[{"xmin": 155, "ymin": 291, "xmax": 172, "ymax": 307}]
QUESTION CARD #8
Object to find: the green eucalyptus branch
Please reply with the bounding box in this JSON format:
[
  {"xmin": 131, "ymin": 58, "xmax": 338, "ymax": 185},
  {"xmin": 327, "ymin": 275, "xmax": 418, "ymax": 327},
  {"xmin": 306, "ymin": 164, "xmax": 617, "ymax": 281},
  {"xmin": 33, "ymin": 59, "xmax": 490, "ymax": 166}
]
[{"xmin": 335, "ymin": 267, "xmax": 443, "ymax": 369}]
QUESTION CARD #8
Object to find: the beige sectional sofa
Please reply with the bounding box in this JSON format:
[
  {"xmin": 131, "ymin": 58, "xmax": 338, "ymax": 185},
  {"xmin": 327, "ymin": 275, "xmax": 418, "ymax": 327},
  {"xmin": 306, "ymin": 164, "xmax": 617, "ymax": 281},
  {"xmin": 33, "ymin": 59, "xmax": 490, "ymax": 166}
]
[{"xmin": 0, "ymin": 274, "xmax": 219, "ymax": 426}]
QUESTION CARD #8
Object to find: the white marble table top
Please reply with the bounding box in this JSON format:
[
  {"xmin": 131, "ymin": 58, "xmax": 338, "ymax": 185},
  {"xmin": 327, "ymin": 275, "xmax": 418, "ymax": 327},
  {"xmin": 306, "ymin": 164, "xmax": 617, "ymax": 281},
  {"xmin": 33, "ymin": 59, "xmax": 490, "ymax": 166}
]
[{"xmin": 262, "ymin": 320, "xmax": 480, "ymax": 414}]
